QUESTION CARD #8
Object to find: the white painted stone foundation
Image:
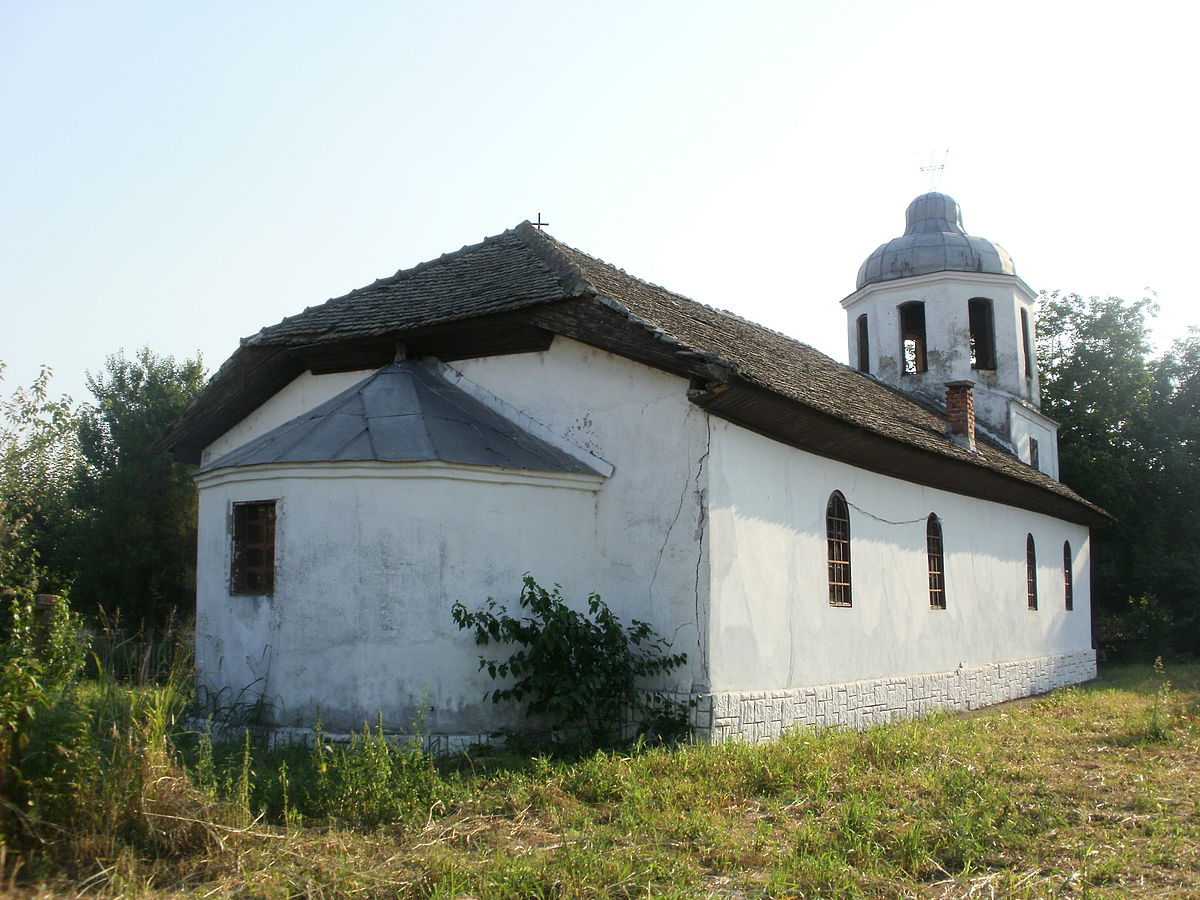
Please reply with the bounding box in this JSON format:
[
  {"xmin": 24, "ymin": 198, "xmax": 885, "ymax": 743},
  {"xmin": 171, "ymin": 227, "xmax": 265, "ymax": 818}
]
[
  {"xmin": 692, "ymin": 649, "xmax": 1096, "ymax": 744},
  {"xmin": 248, "ymin": 649, "xmax": 1095, "ymax": 751}
]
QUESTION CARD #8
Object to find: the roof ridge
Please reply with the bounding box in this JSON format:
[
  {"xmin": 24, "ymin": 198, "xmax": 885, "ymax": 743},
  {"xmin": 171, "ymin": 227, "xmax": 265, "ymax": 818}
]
[
  {"xmin": 244, "ymin": 225, "xmax": 534, "ymax": 347},
  {"xmin": 510, "ymin": 221, "xmax": 596, "ymax": 297},
  {"xmin": 385, "ymin": 225, "xmax": 524, "ymax": 280},
  {"xmin": 533, "ymin": 228, "xmax": 693, "ymax": 301},
  {"xmin": 533, "ymin": 230, "xmax": 822, "ymax": 351}
]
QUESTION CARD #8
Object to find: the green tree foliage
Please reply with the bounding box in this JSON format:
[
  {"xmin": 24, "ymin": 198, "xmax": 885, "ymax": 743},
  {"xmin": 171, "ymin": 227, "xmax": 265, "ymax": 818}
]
[
  {"xmin": 452, "ymin": 575, "xmax": 689, "ymax": 748},
  {"xmin": 0, "ymin": 364, "xmax": 83, "ymax": 592},
  {"xmin": 1145, "ymin": 329, "xmax": 1200, "ymax": 646},
  {"xmin": 1038, "ymin": 294, "xmax": 1199, "ymax": 655},
  {"xmin": 71, "ymin": 348, "xmax": 206, "ymax": 627}
]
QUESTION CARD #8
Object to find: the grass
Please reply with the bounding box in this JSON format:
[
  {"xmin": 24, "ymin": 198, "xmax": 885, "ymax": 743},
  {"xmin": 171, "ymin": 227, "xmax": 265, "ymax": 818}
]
[{"xmin": 6, "ymin": 662, "xmax": 1199, "ymax": 898}]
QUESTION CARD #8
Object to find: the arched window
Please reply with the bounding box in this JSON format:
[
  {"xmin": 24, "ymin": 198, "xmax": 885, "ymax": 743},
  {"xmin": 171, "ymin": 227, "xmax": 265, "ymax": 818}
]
[
  {"xmin": 1063, "ymin": 541, "xmax": 1074, "ymax": 611},
  {"xmin": 827, "ymin": 491, "xmax": 851, "ymax": 606},
  {"xmin": 856, "ymin": 314, "xmax": 870, "ymax": 373},
  {"xmin": 899, "ymin": 302, "xmax": 927, "ymax": 374},
  {"xmin": 1026, "ymin": 533, "xmax": 1038, "ymax": 610},
  {"xmin": 927, "ymin": 514, "xmax": 946, "ymax": 609},
  {"xmin": 968, "ymin": 298, "xmax": 996, "ymax": 370}
]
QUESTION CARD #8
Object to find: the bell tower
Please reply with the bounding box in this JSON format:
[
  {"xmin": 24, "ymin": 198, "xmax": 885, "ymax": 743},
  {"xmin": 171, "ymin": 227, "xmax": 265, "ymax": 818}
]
[{"xmin": 841, "ymin": 193, "xmax": 1060, "ymax": 479}]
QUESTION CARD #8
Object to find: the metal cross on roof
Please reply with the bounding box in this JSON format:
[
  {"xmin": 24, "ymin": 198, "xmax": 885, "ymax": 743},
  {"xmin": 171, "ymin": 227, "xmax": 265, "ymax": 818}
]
[
  {"xmin": 919, "ymin": 149, "xmax": 949, "ymax": 191},
  {"xmin": 533, "ymin": 213, "xmax": 549, "ymax": 230}
]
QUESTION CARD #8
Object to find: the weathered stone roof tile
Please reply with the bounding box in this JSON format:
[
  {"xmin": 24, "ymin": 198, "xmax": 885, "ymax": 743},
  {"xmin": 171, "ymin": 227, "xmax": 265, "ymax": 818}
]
[{"xmin": 172, "ymin": 221, "xmax": 1104, "ymax": 521}]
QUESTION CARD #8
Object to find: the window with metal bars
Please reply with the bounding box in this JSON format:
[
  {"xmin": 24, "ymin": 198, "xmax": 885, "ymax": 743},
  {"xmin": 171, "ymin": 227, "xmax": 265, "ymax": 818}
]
[
  {"xmin": 927, "ymin": 514, "xmax": 946, "ymax": 609},
  {"xmin": 826, "ymin": 491, "xmax": 851, "ymax": 606},
  {"xmin": 1063, "ymin": 541, "xmax": 1074, "ymax": 611},
  {"xmin": 1026, "ymin": 533, "xmax": 1038, "ymax": 610},
  {"xmin": 232, "ymin": 501, "xmax": 276, "ymax": 595}
]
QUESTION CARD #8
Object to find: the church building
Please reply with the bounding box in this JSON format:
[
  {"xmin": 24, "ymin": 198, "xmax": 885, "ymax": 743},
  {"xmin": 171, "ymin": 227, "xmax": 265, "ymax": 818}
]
[{"xmin": 166, "ymin": 193, "xmax": 1105, "ymax": 744}]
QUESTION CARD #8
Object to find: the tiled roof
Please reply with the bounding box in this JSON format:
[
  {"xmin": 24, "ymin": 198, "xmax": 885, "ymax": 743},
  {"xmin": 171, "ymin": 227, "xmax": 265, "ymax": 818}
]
[
  {"xmin": 243, "ymin": 228, "xmax": 583, "ymax": 347},
  {"xmin": 183, "ymin": 221, "xmax": 1102, "ymax": 519},
  {"xmin": 532, "ymin": 230, "xmax": 1098, "ymax": 516}
]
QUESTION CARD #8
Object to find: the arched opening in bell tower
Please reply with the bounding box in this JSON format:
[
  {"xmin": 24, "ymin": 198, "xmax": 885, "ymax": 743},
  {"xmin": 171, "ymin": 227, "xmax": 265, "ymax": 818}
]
[
  {"xmin": 968, "ymin": 297, "xmax": 996, "ymax": 370},
  {"xmin": 1020, "ymin": 308, "xmax": 1035, "ymax": 379},
  {"xmin": 898, "ymin": 302, "xmax": 927, "ymax": 375},
  {"xmin": 856, "ymin": 314, "xmax": 870, "ymax": 373}
]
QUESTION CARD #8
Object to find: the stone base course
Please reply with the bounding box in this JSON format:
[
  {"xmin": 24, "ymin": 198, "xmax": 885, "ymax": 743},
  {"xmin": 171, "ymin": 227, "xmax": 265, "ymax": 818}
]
[
  {"xmin": 689, "ymin": 650, "xmax": 1096, "ymax": 744},
  {"xmin": 231, "ymin": 651, "xmax": 1095, "ymax": 750}
]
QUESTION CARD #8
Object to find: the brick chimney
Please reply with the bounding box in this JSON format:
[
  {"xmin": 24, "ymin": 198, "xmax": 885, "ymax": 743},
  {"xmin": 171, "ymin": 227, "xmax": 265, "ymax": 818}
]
[{"xmin": 945, "ymin": 380, "xmax": 976, "ymax": 452}]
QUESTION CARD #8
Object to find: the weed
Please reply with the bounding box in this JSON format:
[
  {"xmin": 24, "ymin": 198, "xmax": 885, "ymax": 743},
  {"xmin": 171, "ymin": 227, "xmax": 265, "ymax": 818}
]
[
  {"xmin": 1142, "ymin": 655, "xmax": 1176, "ymax": 743},
  {"xmin": 452, "ymin": 575, "xmax": 690, "ymax": 749},
  {"xmin": 4, "ymin": 661, "xmax": 1200, "ymax": 899}
]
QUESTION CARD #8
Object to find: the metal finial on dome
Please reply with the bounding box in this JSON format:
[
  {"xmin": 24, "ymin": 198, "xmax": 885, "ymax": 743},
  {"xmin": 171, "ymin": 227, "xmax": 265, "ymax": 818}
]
[{"xmin": 855, "ymin": 193, "xmax": 1015, "ymax": 290}]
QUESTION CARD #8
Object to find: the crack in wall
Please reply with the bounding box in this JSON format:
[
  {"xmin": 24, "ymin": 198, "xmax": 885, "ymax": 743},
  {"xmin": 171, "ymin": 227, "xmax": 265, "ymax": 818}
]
[
  {"xmin": 692, "ymin": 415, "xmax": 711, "ymax": 683},
  {"xmin": 648, "ymin": 407, "xmax": 711, "ymax": 688},
  {"xmin": 648, "ymin": 436, "xmax": 692, "ymax": 600}
]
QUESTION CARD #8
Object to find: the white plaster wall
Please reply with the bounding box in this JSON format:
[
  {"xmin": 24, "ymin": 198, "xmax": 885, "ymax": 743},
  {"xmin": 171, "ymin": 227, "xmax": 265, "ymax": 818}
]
[
  {"xmin": 1009, "ymin": 402, "xmax": 1061, "ymax": 480},
  {"xmin": 195, "ymin": 337, "xmax": 711, "ymax": 732},
  {"xmin": 705, "ymin": 418, "xmax": 1092, "ymax": 694},
  {"xmin": 201, "ymin": 368, "xmax": 377, "ymax": 465},
  {"xmin": 843, "ymin": 272, "xmax": 1042, "ymax": 444},
  {"xmin": 196, "ymin": 463, "xmax": 608, "ymax": 732},
  {"xmin": 452, "ymin": 338, "xmax": 712, "ymax": 691}
]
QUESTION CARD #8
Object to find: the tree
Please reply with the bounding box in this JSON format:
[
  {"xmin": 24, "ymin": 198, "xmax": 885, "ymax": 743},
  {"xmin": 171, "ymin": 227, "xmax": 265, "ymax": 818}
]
[
  {"xmin": 1037, "ymin": 293, "xmax": 1156, "ymax": 615},
  {"xmin": 1143, "ymin": 329, "xmax": 1200, "ymax": 649},
  {"xmin": 70, "ymin": 348, "xmax": 206, "ymax": 627},
  {"xmin": 1038, "ymin": 294, "xmax": 1199, "ymax": 655},
  {"xmin": 0, "ymin": 364, "xmax": 83, "ymax": 593}
]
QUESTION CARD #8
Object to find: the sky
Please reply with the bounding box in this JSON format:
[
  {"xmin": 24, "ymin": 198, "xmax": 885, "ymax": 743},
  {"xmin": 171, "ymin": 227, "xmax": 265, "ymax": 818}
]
[{"xmin": 2, "ymin": 0, "xmax": 1197, "ymax": 405}]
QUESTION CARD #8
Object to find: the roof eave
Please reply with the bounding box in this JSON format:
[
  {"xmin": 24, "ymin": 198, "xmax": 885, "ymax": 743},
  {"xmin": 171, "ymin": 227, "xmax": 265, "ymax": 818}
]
[
  {"xmin": 690, "ymin": 379, "xmax": 1110, "ymax": 529},
  {"xmin": 161, "ymin": 309, "xmax": 560, "ymax": 465}
]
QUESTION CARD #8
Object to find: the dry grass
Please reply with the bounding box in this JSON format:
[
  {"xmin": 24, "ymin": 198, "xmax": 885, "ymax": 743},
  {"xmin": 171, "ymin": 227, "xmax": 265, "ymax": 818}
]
[{"xmin": 6, "ymin": 662, "xmax": 1199, "ymax": 899}]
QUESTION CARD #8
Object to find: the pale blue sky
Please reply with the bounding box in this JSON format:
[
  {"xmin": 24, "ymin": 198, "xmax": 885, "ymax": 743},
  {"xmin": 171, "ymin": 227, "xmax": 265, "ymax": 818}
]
[{"xmin": 3, "ymin": 0, "xmax": 1196, "ymax": 404}]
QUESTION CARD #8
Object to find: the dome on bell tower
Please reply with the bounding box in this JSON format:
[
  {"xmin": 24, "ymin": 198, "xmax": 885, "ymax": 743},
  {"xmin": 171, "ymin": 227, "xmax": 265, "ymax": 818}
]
[{"xmin": 856, "ymin": 192, "xmax": 1016, "ymax": 290}]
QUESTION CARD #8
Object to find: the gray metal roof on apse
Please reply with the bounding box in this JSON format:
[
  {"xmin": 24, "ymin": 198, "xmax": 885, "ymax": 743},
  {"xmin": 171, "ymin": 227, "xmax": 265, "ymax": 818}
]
[
  {"xmin": 856, "ymin": 192, "xmax": 1016, "ymax": 290},
  {"xmin": 197, "ymin": 360, "xmax": 599, "ymax": 476}
]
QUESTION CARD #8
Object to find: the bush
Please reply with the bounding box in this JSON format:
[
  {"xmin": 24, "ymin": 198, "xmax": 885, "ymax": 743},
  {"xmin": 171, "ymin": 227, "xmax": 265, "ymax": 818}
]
[
  {"xmin": 0, "ymin": 505, "xmax": 89, "ymax": 847},
  {"xmin": 1, "ymin": 604, "xmax": 93, "ymax": 848},
  {"xmin": 451, "ymin": 575, "xmax": 689, "ymax": 748}
]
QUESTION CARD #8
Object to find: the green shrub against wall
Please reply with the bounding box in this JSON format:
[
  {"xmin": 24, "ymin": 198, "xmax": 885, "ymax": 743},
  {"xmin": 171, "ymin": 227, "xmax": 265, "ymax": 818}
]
[{"xmin": 452, "ymin": 575, "xmax": 690, "ymax": 748}]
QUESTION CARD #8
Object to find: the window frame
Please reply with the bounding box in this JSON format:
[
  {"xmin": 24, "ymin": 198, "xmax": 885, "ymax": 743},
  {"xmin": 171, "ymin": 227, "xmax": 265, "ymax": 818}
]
[
  {"xmin": 826, "ymin": 491, "xmax": 852, "ymax": 607},
  {"xmin": 231, "ymin": 500, "xmax": 277, "ymax": 596},
  {"xmin": 927, "ymin": 514, "xmax": 946, "ymax": 609}
]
